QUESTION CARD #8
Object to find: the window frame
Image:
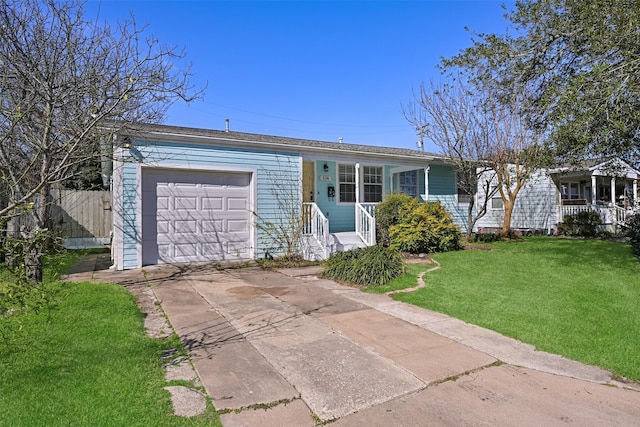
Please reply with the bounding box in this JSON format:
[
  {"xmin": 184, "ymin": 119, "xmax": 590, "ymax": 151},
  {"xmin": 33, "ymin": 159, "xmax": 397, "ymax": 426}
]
[
  {"xmin": 399, "ymin": 170, "xmax": 418, "ymax": 198},
  {"xmin": 362, "ymin": 165, "xmax": 383, "ymax": 203},
  {"xmin": 456, "ymin": 171, "xmax": 472, "ymax": 205},
  {"xmin": 490, "ymin": 185, "xmax": 504, "ymax": 210},
  {"xmin": 338, "ymin": 163, "xmax": 356, "ymax": 204}
]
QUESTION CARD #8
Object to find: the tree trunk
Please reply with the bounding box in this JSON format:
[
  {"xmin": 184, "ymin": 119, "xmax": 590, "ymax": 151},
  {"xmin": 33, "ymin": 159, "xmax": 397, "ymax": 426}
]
[
  {"xmin": 502, "ymin": 200, "xmax": 514, "ymax": 234},
  {"xmin": 466, "ymin": 198, "xmax": 476, "ymax": 242}
]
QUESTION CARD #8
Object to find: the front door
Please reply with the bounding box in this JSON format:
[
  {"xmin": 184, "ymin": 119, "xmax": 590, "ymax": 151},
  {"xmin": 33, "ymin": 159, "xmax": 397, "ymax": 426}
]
[{"xmin": 303, "ymin": 161, "xmax": 314, "ymax": 202}]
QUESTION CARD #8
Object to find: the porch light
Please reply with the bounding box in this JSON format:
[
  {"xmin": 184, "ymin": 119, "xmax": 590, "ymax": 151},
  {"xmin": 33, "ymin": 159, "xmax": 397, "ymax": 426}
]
[{"xmin": 323, "ymin": 163, "xmax": 329, "ymax": 172}]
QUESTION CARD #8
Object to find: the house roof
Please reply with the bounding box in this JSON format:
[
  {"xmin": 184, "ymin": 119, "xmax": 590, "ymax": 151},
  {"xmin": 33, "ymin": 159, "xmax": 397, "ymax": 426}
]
[
  {"xmin": 549, "ymin": 157, "xmax": 640, "ymax": 179},
  {"xmin": 118, "ymin": 122, "xmax": 447, "ymax": 163}
]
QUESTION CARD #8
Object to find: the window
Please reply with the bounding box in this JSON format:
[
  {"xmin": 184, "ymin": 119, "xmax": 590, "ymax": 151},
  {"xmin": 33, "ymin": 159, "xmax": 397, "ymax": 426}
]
[
  {"xmin": 399, "ymin": 170, "xmax": 417, "ymax": 197},
  {"xmin": 456, "ymin": 172, "xmax": 472, "ymax": 205},
  {"xmin": 561, "ymin": 182, "xmax": 580, "ymax": 199},
  {"xmin": 363, "ymin": 166, "xmax": 383, "ymax": 202},
  {"xmin": 490, "ymin": 186, "xmax": 504, "ymax": 209},
  {"xmin": 338, "ymin": 164, "xmax": 355, "ymax": 203}
]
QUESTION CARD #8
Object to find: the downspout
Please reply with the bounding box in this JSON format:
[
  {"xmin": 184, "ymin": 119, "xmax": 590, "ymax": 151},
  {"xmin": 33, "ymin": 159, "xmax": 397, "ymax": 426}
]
[
  {"xmin": 423, "ymin": 166, "xmax": 430, "ymax": 202},
  {"xmin": 355, "ymin": 163, "xmax": 360, "ymax": 204}
]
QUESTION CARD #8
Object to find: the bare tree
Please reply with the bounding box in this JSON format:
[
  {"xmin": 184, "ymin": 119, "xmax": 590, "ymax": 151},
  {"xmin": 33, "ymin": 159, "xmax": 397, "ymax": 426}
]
[
  {"xmin": 253, "ymin": 158, "xmax": 310, "ymax": 261},
  {"xmin": 404, "ymin": 80, "xmax": 498, "ymax": 241},
  {"xmin": 0, "ymin": 0, "xmax": 202, "ymax": 279},
  {"xmin": 482, "ymin": 90, "xmax": 545, "ymax": 234}
]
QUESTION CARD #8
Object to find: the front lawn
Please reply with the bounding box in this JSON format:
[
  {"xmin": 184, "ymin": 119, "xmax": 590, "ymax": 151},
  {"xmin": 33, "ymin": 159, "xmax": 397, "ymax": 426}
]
[
  {"xmin": 0, "ymin": 252, "xmax": 221, "ymax": 426},
  {"xmin": 373, "ymin": 237, "xmax": 640, "ymax": 382}
]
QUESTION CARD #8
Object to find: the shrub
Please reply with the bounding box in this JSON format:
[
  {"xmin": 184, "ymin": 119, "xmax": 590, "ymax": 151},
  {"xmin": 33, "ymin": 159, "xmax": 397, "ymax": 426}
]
[
  {"xmin": 375, "ymin": 193, "xmax": 418, "ymax": 246},
  {"xmin": 388, "ymin": 201, "xmax": 463, "ymax": 254},
  {"xmin": 629, "ymin": 214, "xmax": 640, "ymax": 256},
  {"xmin": 323, "ymin": 246, "xmax": 405, "ymax": 286},
  {"xmin": 557, "ymin": 210, "xmax": 602, "ymax": 237},
  {"xmin": 497, "ymin": 228, "xmax": 522, "ymax": 241},
  {"xmin": 473, "ymin": 232, "xmax": 502, "ymax": 243}
]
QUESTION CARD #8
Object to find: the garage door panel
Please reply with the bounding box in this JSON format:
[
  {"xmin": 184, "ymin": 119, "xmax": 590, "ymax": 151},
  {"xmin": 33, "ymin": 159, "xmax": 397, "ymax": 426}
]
[
  {"xmin": 226, "ymin": 241, "xmax": 251, "ymax": 257},
  {"xmin": 201, "ymin": 242, "xmax": 228, "ymax": 258},
  {"xmin": 226, "ymin": 174, "xmax": 251, "ymax": 187},
  {"xmin": 203, "ymin": 197, "xmax": 224, "ymax": 210},
  {"xmin": 174, "ymin": 220, "xmax": 198, "ymax": 234},
  {"xmin": 157, "ymin": 221, "xmax": 170, "ymax": 234},
  {"xmin": 228, "ymin": 219, "xmax": 248, "ymax": 233},
  {"xmin": 174, "ymin": 196, "xmax": 198, "ymax": 210},
  {"xmin": 227, "ymin": 198, "xmax": 248, "ymax": 210},
  {"xmin": 202, "ymin": 220, "xmax": 224, "ymax": 233},
  {"xmin": 142, "ymin": 169, "xmax": 252, "ymax": 266},
  {"xmin": 157, "ymin": 197, "xmax": 169, "ymax": 210}
]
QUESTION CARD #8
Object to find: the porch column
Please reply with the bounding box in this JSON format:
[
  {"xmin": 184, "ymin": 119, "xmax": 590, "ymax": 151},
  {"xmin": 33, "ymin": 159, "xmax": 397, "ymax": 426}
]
[
  {"xmin": 424, "ymin": 166, "xmax": 430, "ymax": 202},
  {"xmin": 591, "ymin": 175, "xmax": 597, "ymax": 205},
  {"xmin": 355, "ymin": 163, "xmax": 360, "ymax": 204},
  {"xmin": 610, "ymin": 177, "xmax": 616, "ymax": 207},
  {"xmin": 634, "ymin": 179, "xmax": 638, "ymax": 209}
]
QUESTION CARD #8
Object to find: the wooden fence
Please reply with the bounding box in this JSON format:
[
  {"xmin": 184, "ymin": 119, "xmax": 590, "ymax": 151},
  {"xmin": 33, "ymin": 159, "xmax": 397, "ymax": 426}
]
[
  {"xmin": 7, "ymin": 190, "xmax": 112, "ymax": 240},
  {"xmin": 54, "ymin": 190, "xmax": 112, "ymax": 239}
]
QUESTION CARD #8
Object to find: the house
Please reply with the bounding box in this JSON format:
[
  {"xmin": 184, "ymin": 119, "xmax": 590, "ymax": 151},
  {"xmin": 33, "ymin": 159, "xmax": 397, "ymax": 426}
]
[
  {"xmin": 110, "ymin": 123, "xmax": 467, "ymax": 270},
  {"xmin": 475, "ymin": 158, "xmax": 640, "ymax": 234},
  {"xmin": 109, "ymin": 123, "xmax": 639, "ymax": 270}
]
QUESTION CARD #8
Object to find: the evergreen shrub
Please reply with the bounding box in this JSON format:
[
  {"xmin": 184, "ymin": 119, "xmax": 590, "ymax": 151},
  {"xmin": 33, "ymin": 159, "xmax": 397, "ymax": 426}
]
[
  {"xmin": 375, "ymin": 194, "xmax": 462, "ymax": 254},
  {"xmin": 323, "ymin": 246, "xmax": 405, "ymax": 286},
  {"xmin": 375, "ymin": 193, "xmax": 418, "ymax": 246},
  {"xmin": 557, "ymin": 211, "xmax": 602, "ymax": 237},
  {"xmin": 388, "ymin": 201, "xmax": 463, "ymax": 253},
  {"xmin": 628, "ymin": 214, "xmax": 640, "ymax": 256}
]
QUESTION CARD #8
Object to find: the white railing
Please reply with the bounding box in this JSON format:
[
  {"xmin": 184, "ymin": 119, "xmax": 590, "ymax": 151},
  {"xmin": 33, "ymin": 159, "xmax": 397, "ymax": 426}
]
[
  {"xmin": 302, "ymin": 202, "xmax": 330, "ymax": 258},
  {"xmin": 614, "ymin": 205, "xmax": 638, "ymax": 228},
  {"xmin": 355, "ymin": 203, "xmax": 377, "ymax": 246},
  {"xmin": 558, "ymin": 204, "xmax": 607, "ymax": 224},
  {"xmin": 557, "ymin": 204, "xmax": 638, "ymax": 228}
]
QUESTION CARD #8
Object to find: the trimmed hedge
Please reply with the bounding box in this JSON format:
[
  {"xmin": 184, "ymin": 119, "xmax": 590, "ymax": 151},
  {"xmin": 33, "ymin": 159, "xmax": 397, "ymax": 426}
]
[
  {"xmin": 557, "ymin": 211, "xmax": 602, "ymax": 237},
  {"xmin": 323, "ymin": 246, "xmax": 405, "ymax": 287},
  {"xmin": 629, "ymin": 214, "xmax": 640, "ymax": 257}
]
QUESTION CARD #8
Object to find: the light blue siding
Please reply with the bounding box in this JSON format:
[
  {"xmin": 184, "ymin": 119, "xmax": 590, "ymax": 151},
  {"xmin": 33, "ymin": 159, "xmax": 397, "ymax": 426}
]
[
  {"xmin": 315, "ymin": 162, "xmax": 444, "ymax": 233},
  {"xmin": 120, "ymin": 140, "xmax": 300, "ymax": 267},
  {"xmin": 428, "ymin": 164, "xmax": 470, "ymax": 232},
  {"xmin": 121, "ymin": 162, "xmax": 139, "ymax": 269},
  {"xmin": 314, "ymin": 161, "xmax": 355, "ymax": 232}
]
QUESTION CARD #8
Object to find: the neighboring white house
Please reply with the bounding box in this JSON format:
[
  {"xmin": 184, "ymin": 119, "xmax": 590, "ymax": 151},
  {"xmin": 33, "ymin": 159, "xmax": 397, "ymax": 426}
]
[{"xmin": 476, "ymin": 158, "xmax": 640, "ymax": 234}]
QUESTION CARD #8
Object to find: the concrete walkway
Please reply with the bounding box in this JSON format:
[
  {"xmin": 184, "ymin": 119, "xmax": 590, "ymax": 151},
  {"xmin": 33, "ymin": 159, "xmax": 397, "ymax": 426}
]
[{"xmin": 66, "ymin": 260, "xmax": 640, "ymax": 426}]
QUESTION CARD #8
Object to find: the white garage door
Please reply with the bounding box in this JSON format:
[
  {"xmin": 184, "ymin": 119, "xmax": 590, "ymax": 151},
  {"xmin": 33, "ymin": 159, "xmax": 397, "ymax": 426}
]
[{"xmin": 142, "ymin": 168, "xmax": 252, "ymax": 265}]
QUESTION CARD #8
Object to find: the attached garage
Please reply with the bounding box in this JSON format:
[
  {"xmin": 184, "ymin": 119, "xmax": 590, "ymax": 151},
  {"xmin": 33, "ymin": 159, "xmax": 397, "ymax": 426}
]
[
  {"xmin": 112, "ymin": 124, "xmax": 303, "ymax": 270},
  {"xmin": 141, "ymin": 168, "xmax": 254, "ymax": 265}
]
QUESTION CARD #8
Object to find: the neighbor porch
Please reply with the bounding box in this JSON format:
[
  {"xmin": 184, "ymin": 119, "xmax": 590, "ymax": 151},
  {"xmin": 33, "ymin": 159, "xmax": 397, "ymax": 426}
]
[{"xmin": 552, "ymin": 158, "xmax": 639, "ymax": 231}]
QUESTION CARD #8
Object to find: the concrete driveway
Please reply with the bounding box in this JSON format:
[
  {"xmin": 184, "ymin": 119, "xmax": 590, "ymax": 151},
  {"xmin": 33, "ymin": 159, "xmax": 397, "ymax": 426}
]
[{"xmin": 83, "ymin": 261, "xmax": 640, "ymax": 426}]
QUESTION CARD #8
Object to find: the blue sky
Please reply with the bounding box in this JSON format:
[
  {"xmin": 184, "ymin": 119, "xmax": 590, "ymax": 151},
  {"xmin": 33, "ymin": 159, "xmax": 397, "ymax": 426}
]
[{"xmin": 85, "ymin": 0, "xmax": 513, "ymax": 153}]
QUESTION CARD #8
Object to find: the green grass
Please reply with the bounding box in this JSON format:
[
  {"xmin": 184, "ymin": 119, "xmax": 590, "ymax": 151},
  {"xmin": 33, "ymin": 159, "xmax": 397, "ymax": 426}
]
[
  {"xmin": 364, "ymin": 263, "xmax": 431, "ymax": 294},
  {"xmin": 378, "ymin": 237, "xmax": 640, "ymax": 382},
  {"xmin": 0, "ymin": 252, "xmax": 221, "ymax": 426}
]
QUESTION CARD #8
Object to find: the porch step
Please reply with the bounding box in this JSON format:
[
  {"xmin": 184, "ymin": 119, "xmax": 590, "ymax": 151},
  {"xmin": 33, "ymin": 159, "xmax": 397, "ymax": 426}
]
[
  {"xmin": 331, "ymin": 232, "xmax": 368, "ymax": 252},
  {"xmin": 301, "ymin": 235, "xmax": 329, "ymax": 261}
]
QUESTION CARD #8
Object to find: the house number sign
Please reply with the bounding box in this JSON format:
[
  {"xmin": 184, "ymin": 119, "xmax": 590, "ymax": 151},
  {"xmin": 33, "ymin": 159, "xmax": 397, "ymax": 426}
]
[{"xmin": 320, "ymin": 175, "xmax": 331, "ymax": 182}]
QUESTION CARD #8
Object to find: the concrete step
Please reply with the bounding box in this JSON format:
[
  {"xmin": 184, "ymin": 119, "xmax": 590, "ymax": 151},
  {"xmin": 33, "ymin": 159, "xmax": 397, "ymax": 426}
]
[
  {"xmin": 301, "ymin": 236, "xmax": 329, "ymax": 261},
  {"xmin": 331, "ymin": 232, "xmax": 367, "ymax": 252}
]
